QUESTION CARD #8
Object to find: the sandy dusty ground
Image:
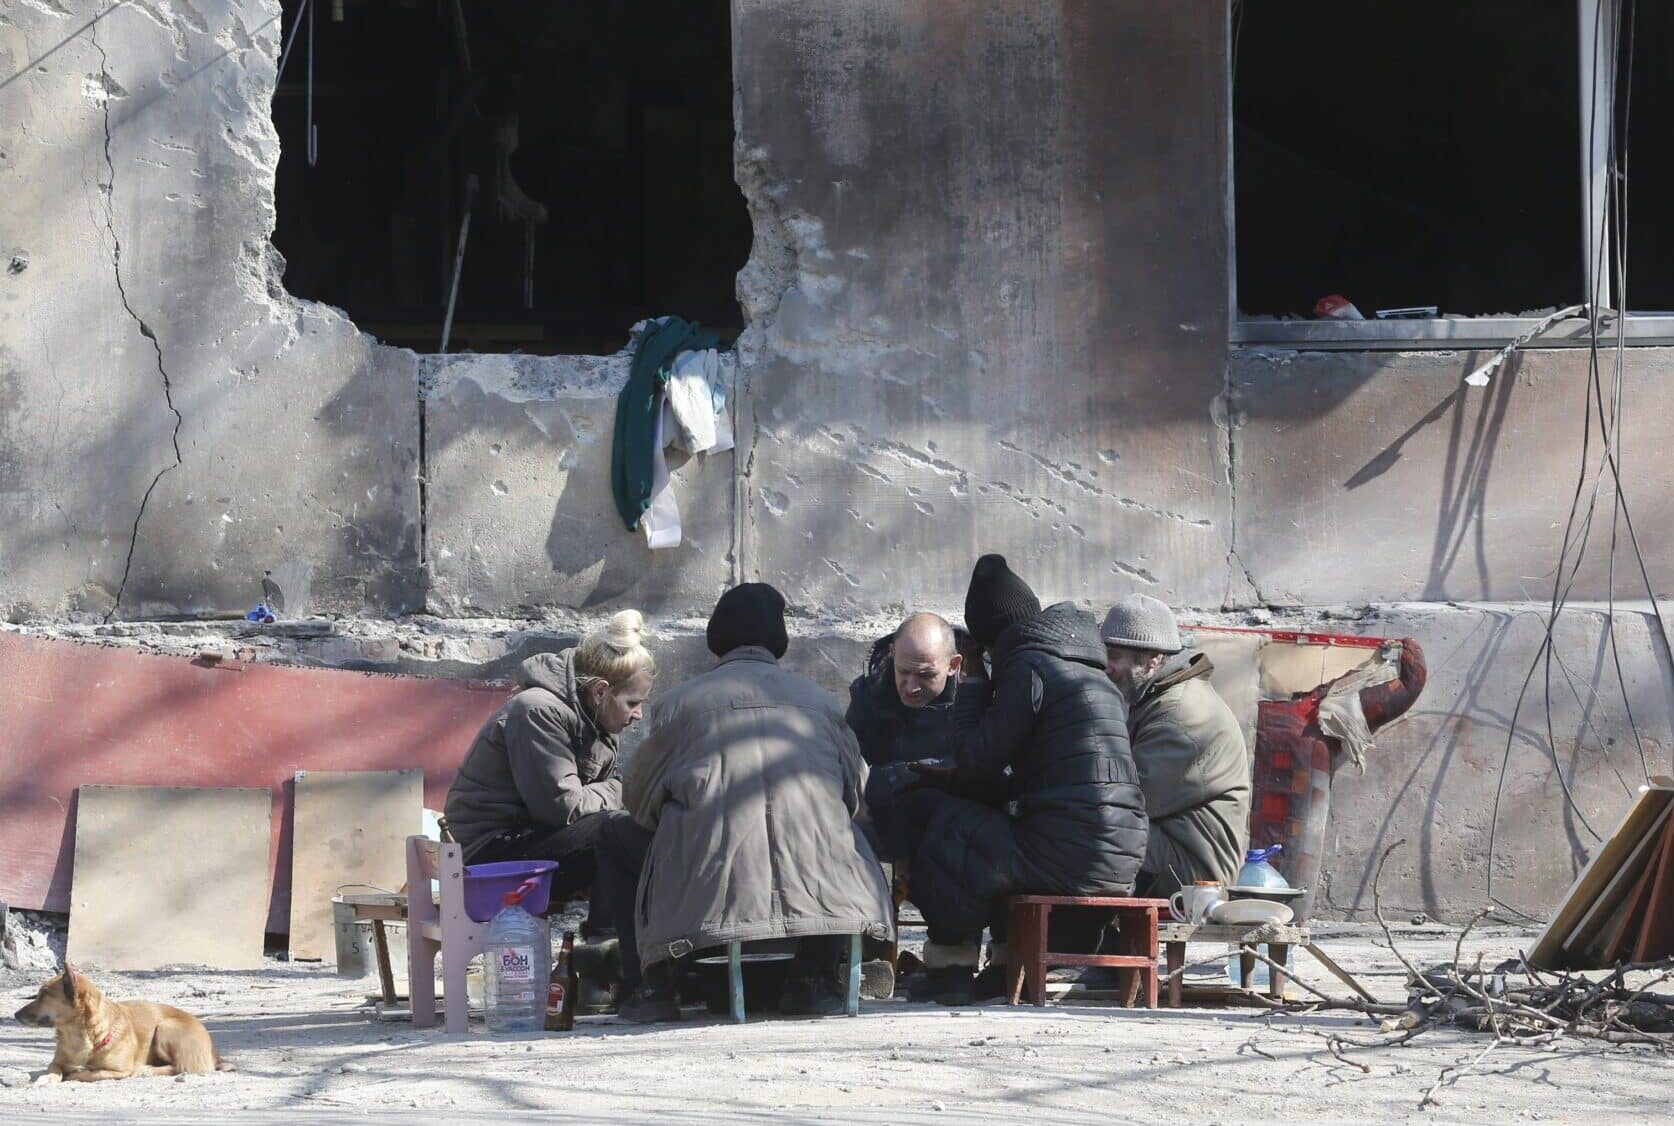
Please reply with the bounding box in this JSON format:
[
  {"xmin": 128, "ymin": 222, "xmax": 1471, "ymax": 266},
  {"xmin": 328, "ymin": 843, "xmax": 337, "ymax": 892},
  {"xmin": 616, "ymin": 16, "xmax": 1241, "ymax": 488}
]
[{"xmin": 1, "ymin": 923, "xmax": 1667, "ymax": 1125}]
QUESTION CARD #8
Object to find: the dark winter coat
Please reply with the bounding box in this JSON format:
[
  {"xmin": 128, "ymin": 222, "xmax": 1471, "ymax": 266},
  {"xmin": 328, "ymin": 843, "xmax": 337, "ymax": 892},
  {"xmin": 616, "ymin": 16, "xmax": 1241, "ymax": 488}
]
[
  {"xmin": 909, "ymin": 604, "xmax": 1149, "ymax": 938},
  {"xmin": 845, "ymin": 646, "xmax": 958, "ymax": 812},
  {"xmin": 1129, "ymin": 650, "xmax": 1250, "ymax": 896},
  {"xmin": 623, "ymin": 647, "xmax": 893, "ymax": 966},
  {"xmin": 444, "ymin": 651, "xmax": 622, "ymax": 854}
]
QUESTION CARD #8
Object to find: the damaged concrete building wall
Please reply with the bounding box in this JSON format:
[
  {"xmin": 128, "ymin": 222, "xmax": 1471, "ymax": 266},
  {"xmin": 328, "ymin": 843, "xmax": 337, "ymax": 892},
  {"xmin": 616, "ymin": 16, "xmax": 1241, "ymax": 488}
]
[
  {"xmin": 1, "ymin": 0, "xmax": 1672, "ymax": 920},
  {"xmin": 0, "ymin": 0, "xmax": 423, "ymax": 620},
  {"xmin": 730, "ymin": 1, "xmax": 1234, "ymax": 614}
]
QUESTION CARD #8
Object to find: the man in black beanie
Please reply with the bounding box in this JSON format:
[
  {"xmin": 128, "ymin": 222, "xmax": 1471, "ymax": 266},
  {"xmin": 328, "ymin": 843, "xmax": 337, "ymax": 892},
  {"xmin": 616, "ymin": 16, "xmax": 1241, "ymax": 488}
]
[
  {"xmin": 963, "ymin": 553, "xmax": 1042, "ymax": 652},
  {"xmin": 898, "ymin": 555, "xmax": 1150, "ymax": 1004},
  {"xmin": 619, "ymin": 583, "xmax": 893, "ymax": 1020},
  {"xmin": 705, "ymin": 581, "xmax": 790, "ymax": 659}
]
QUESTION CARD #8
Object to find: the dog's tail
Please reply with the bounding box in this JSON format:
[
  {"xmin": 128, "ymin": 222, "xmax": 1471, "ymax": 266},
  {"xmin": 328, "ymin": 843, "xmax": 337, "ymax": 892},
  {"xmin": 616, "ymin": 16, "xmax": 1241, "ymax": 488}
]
[{"xmin": 214, "ymin": 1056, "xmax": 236, "ymax": 1073}]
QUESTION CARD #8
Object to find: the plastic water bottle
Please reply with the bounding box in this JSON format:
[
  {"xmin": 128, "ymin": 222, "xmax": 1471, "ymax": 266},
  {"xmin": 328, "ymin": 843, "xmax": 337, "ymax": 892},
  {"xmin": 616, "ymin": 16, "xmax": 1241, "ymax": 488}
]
[
  {"xmin": 484, "ymin": 879, "xmax": 549, "ymax": 1034},
  {"xmin": 1237, "ymin": 845, "xmax": 1289, "ymax": 890},
  {"xmin": 1226, "ymin": 845, "xmax": 1289, "ymax": 990}
]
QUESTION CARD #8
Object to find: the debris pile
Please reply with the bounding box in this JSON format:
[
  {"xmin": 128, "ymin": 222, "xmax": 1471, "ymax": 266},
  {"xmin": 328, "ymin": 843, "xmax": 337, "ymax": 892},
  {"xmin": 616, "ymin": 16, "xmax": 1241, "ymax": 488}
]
[
  {"xmin": 1393, "ymin": 957, "xmax": 1674, "ymax": 1048},
  {"xmin": 1, "ymin": 909, "xmax": 66, "ymax": 975}
]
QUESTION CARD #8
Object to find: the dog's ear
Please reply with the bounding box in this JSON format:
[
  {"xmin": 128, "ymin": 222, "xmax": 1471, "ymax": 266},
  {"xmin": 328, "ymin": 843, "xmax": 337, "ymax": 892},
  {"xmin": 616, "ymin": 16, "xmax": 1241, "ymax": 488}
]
[{"xmin": 60, "ymin": 964, "xmax": 78, "ymax": 1001}]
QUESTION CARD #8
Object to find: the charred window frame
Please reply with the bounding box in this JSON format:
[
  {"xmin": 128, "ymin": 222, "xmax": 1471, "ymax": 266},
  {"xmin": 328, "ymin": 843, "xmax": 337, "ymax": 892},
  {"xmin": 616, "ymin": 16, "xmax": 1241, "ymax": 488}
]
[{"xmin": 1230, "ymin": 0, "xmax": 1674, "ymax": 350}]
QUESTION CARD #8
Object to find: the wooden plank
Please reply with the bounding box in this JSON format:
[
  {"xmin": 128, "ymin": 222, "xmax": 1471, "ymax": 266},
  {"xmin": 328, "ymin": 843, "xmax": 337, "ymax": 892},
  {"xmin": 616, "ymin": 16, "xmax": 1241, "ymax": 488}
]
[
  {"xmin": 288, "ymin": 769, "xmax": 423, "ymax": 962},
  {"xmin": 67, "ymin": 785, "xmax": 270, "ymax": 971},
  {"xmin": 1596, "ymin": 856, "xmax": 1656, "ymax": 966},
  {"xmin": 1531, "ymin": 783, "xmax": 1674, "ymax": 969},
  {"xmin": 1631, "ymin": 815, "xmax": 1674, "ymax": 962},
  {"xmin": 1561, "ymin": 801, "xmax": 1672, "ymax": 954}
]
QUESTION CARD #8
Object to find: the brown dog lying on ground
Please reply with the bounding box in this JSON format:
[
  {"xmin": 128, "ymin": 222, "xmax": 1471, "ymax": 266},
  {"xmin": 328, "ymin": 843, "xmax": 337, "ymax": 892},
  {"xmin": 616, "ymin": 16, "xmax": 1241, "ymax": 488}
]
[{"xmin": 13, "ymin": 964, "xmax": 234, "ymax": 1084}]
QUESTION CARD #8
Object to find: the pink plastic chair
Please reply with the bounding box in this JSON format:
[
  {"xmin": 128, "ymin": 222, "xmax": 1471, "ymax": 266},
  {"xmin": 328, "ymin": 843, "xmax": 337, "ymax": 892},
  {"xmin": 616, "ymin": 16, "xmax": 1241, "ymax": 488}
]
[{"xmin": 406, "ymin": 835, "xmax": 487, "ymax": 1034}]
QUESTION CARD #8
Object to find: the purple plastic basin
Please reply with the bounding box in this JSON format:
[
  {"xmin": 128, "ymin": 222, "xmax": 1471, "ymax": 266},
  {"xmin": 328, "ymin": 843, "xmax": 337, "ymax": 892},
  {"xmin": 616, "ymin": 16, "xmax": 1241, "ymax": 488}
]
[{"xmin": 462, "ymin": 859, "xmax": 558, "ymax": 922}]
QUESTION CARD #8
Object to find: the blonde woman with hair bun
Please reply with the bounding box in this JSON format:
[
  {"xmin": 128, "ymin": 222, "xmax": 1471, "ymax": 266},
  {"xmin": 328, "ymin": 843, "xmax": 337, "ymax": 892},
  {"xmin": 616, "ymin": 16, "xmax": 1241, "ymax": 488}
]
[{"xmin": 444, "ymin": 609, "xmax": 659, "ymax": 946}]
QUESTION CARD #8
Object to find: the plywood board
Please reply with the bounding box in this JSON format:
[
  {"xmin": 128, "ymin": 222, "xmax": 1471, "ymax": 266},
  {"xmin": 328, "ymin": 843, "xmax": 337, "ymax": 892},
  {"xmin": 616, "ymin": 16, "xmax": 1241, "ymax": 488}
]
[
  {"xmin": 1561, "ymin": 801, "xmax": 1671, "ymax": 954},
  {"xmin": 288, "ymin": 769, "xmax": 423, "ymax": 962},
  {"xmin": 67, "ymin": 785, "xmax": 270, "ymax": 971},
  {"xmin": 1630, "ymin": 815, "xmax": 1674, "ymax": 962},
  {"xmin": 1530, "ymin": 783, "xmax": 1674, "ymax": 969},
  {"xmin": 1258, "ymin": 642, "xmax": 1383, "ymax": 699}
]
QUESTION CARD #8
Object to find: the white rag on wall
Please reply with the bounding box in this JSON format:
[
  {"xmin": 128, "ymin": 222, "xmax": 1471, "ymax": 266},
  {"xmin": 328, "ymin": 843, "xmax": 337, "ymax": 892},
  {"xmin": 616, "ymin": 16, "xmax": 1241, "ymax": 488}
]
[
  {"xmin": 643, "ymin": 349, "xmax": 735, "ymax": 550},
  {"xmin": 1315, "ymin": 643, "xmax": 1401, "ymax": 773}
]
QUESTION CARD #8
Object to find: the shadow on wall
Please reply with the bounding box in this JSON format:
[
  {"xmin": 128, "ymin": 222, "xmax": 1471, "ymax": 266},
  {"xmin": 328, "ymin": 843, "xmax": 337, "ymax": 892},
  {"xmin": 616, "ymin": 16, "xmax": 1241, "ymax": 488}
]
[
  {"xmin": 1327, "ymin": 604, "xmax": 1674, "ymax": 920},
  {"xmin": 1329, "ymin": 355, "xmax": 1525, "ymax": 601}
]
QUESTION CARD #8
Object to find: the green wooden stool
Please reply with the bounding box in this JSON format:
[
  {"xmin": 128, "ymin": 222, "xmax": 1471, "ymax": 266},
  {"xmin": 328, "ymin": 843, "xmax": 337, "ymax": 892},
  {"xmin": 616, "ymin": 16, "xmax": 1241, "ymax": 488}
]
[{"xmin": 718, "ymin": 935, "xmax": 864, "ymax": 1022}]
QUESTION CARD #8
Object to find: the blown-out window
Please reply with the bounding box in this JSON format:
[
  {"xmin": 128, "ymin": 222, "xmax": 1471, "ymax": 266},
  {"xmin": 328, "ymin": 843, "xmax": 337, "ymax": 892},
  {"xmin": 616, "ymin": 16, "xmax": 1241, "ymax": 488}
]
[
  {"xmin": 1232, "ymin": 0, "xmax": 1674, "ymax": 347},
  {"xmin": 269, "ymin": 0, "xmax": 751, "ymax": 356}
]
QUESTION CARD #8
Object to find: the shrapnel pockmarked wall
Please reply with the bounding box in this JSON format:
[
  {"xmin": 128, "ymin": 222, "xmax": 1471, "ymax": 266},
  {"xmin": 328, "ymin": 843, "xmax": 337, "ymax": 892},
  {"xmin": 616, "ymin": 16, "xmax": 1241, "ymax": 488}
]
[{"xmin": 1, "ymin": 0, "xmax": 1671, "ymax": 919}]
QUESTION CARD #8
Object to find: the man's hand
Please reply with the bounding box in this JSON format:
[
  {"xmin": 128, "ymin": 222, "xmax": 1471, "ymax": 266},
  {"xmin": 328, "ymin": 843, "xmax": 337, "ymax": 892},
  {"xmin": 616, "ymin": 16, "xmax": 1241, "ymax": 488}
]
[{"xmin": 896, "ymin": 761, "xmax": 957, "ymax": 795}]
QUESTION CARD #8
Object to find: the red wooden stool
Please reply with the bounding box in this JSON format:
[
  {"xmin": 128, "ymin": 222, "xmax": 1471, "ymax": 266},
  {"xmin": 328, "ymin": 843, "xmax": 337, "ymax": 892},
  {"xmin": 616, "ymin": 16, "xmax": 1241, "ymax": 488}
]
[{"xmin": 1006, "ymin": 895, "xmax": 1168, "ymax": 1008}]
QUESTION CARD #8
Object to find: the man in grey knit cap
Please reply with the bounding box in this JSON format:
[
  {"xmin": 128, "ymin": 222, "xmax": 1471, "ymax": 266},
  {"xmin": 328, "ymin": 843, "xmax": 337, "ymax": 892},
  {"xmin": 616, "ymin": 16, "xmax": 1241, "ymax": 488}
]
[{"xmin": 1102, "ymin": 594, "xmax": 1250, "ymax": 897}]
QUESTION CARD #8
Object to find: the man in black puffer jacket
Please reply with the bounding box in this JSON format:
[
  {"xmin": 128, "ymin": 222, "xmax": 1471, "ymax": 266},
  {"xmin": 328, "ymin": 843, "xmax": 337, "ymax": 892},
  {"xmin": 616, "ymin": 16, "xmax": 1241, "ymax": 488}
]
[{"xmin": 900, "ymin": 555, "xmax": 1149, "ymax": 1003}]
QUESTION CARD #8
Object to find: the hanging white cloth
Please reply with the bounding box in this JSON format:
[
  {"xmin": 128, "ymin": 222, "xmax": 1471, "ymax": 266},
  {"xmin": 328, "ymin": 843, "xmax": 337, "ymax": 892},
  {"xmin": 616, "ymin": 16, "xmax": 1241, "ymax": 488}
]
[{"xmin": 641, "ymin": 349, "xmax": 734, "ymax": 550}]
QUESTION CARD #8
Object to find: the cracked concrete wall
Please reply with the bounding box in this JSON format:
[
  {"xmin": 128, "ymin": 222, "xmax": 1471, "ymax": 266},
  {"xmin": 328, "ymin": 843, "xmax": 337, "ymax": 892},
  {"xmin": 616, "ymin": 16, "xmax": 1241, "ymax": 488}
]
[
  {"xmin": 421, "ymin": 350, "xmax": 735, "ymax": 617},
  {"xmin": 0, "ymin": 0, "xmax": 421, "ymax": 621},
  {"xmin": 729, "ymin": 1, "xmax": 1235, "ymax": 616},
  {"xmin": 1231, "ymin": 347, "xmax": 1674, "ymax": 605}
]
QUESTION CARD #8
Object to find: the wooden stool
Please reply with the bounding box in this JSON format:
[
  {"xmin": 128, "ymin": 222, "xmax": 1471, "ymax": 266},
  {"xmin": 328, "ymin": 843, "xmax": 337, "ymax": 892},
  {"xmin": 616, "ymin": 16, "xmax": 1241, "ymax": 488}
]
[{"xmin": 1006, "ymin": 895, "xmax": 1168, "ymax": 1008}]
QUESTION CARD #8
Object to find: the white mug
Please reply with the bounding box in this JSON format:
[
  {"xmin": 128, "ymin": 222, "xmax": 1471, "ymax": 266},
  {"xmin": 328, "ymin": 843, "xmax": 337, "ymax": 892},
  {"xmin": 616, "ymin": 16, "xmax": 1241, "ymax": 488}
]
[{"xmin": 1169, "ymin": 882, "xmax": 1226, "ymax": 923}]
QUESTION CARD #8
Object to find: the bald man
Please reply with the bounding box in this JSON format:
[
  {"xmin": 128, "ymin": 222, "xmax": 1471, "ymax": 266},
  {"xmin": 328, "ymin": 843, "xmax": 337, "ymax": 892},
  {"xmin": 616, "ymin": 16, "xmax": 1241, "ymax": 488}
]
[{"xmin": 845, "ymin": 612, "xmax": 964, "ymax": 860}]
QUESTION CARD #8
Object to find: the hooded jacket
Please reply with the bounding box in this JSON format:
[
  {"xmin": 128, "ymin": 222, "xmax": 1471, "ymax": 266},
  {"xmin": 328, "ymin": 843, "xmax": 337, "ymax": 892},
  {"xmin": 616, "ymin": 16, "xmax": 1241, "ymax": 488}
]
[
  {"xmin": 1128, "ymin": 650, "xmax": 1251, "ymax": 895},
  {"xmin": 444, "ymin": 651, "xmax": 621, "ymax": 852},
  {"xmin": 953, "ymin": 602, "xmax": 1150, "ymax": 893},
  {"xmin": 623, "ymin": 646, "xmax": 894, "ymax": 967}
]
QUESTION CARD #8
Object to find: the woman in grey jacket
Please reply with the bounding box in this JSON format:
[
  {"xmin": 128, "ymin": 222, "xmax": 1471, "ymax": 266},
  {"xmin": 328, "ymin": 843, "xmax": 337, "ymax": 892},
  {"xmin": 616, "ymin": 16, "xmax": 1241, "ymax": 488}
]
[{"xmin": 443, "ymin": 610, "xmax": 656, "ymax": 911}]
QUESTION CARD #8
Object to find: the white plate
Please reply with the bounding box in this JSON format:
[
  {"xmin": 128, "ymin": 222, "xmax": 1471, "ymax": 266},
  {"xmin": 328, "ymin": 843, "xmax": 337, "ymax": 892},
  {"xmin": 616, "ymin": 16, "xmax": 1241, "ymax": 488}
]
[{"xmin": 1207, "ymin": 898, "xmax": 1294, "ymax": 926}]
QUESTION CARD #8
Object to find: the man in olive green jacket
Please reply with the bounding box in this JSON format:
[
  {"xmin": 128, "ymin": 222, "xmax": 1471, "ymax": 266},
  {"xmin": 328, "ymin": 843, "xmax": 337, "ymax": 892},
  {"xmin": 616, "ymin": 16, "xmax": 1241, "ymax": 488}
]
[{"xmin": 1102, "ymin": 595, "xmax": 1251, "ymax": 897}]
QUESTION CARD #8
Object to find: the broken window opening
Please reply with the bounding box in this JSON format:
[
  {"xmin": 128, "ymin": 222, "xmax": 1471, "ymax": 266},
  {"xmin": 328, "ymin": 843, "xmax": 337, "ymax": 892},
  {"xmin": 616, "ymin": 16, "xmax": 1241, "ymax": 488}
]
[
  {"xmin": 270, "ymin": 0, "xmax": 751, "ymax": 356},
  {"xmin": 1232, "ymin": 1, "xmax": 1584, "ymax": 328}
]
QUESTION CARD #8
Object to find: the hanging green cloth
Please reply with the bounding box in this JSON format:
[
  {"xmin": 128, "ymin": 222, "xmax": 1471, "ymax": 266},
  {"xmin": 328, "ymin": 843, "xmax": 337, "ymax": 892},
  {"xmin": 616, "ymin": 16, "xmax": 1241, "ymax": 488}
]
[{"xmin": 611, "ymin": 317, "xmax": 719, "ymax": 532}]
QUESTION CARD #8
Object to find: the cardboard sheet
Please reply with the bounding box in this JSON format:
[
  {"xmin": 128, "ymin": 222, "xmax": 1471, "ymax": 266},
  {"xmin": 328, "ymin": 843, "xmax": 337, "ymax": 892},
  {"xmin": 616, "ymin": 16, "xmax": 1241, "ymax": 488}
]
[
  {"xmin": 67, "ymin": 785, "xmax": 271, "ymax": 971},
  {"xmin": 288, "ymin": 769, "xmax": 423, "ymax": 962}
]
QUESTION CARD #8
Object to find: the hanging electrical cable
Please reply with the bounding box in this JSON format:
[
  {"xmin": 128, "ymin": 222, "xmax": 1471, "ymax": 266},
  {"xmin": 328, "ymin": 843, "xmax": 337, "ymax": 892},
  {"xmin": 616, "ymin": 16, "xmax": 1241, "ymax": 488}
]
[{"xmin": 1485, "ymin": 0, "xmax": 1674, "ymax": 917}]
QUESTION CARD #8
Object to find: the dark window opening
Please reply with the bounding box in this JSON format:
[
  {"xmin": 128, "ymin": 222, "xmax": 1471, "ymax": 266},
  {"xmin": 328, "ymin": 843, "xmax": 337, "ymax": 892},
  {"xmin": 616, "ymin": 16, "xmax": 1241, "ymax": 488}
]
[
  {"xmin": 1233, "ymin": 1, "xmax": 1582, "ymax": 320},
  {"xmin": 271, "ymin": 0, "xmax": 751, "ymax": 355},
  {"xmin": 1617, "ymin": 1, "xmax": 1674, "ymax": 311}
]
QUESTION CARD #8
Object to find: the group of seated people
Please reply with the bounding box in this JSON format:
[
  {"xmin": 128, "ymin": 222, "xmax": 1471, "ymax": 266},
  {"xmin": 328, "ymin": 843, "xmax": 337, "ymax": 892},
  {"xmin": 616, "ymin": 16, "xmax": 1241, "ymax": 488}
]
[{"xmin": 443, "ymin": 553, "xmax": 1251, "ymax": 1020}]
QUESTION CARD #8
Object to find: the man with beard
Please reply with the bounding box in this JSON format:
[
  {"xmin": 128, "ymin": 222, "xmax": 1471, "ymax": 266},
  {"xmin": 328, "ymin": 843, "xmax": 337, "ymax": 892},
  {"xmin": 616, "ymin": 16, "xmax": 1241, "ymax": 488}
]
[{"xmin": 1101, "ymin": 594, "xmax": 1249, "ymax": 898}]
